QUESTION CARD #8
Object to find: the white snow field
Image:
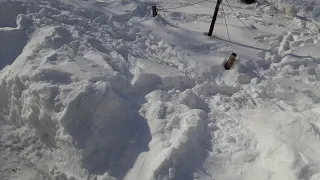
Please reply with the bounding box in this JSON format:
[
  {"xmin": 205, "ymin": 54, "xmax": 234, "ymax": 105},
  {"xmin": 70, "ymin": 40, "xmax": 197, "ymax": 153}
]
[{"xmin": 1, "ymin": 0, "xmax": 320, "ymax": 179}]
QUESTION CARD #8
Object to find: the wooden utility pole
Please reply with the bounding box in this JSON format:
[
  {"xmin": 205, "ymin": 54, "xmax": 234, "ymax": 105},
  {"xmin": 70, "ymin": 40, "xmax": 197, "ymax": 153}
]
[{"xmin": 208, "ymin": 0, "xmax": 223, "ymax": 36}]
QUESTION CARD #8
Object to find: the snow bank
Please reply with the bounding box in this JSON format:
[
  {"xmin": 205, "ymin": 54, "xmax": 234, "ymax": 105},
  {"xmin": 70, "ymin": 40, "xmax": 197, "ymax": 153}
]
[
  {"xmin": 263, "ymin": 0, "xmax": 320, "ymax": 21},
  {"xmin": 0, "ymin": 24, "xmax": 152, "ymax": 179},
  {"xmin": 125, "ymin": 90, "xmax": 208, "ymax": 180}
]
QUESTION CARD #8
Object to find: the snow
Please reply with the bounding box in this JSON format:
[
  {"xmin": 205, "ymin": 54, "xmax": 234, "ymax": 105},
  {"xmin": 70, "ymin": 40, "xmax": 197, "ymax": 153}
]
[
  {"xmin": 264, "ymin": 0, "xmax": 320, "ymax": 21},
  {"xmin": 1, "ymin": 0, "xmax": 320, "ymax": 180}
]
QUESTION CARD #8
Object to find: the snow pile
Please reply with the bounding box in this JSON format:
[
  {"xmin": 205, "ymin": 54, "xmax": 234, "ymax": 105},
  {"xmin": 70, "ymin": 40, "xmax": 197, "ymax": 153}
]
[
  {"xmin": 125, "ymin": 90, "xmax": 208, "ymax": 179},
  {"xmin": 0, "ymin": 24, "xmax": 142, "ymax": 179},
  {"xmin": 263, "ymin": 0, "xmax": 320, "ymax": 21},
  {"xmin": 0, "ymin": 0, "xmax": 206, "ymax": 179}
]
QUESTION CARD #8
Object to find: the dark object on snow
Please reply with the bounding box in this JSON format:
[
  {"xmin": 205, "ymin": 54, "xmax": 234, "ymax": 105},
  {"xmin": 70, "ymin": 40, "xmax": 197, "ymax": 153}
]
[
  {"xmin": 208, "ymin": 0, "xmax": 223, "ymax": 36},
  {"xmin": 152, "ymin": 6, "xmax": 158, "ymax": 17},
  {"xmin": 224, "ymin": 53, "xmax": 237, "ymax": 70},
  {"xmin": 241, "ymin": 0, "xmax": 256, "ymax": 4}
]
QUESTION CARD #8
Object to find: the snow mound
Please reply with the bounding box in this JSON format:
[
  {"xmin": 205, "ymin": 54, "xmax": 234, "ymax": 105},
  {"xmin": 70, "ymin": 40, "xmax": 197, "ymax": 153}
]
[
  {"xmin": 179, "ymin": 89, "xmax": 210, "ymax": 112},
  {"xmin": 0, "ymin": 0, "xmax": 202, "ymax": 179},
  {"xmin": 0, "ymin": 23, "xmax": 156, "ymax": 179},
  {"xmin": 264, "ymin": 0, "xmax": 320, "ymax": 21},
  {"xmin": 125, "ymin": 90, "xmax": 208, "ymax": 180}
]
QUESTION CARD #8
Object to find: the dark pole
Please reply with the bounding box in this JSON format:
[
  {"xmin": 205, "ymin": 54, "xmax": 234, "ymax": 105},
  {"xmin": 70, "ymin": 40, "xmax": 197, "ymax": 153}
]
[
  {"xmin": 208, "ymin": 0, "xmax": 223, "ymax": 36},
  {"xmin": 152, "ymin": 6, "xmax": 158, "ymax": 17}
]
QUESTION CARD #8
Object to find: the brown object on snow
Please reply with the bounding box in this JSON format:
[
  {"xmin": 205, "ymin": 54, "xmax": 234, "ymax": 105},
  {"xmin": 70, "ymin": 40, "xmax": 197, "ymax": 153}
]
[{"xmin": 224, "ymin": 53, "xmax": 237, "ymax": 70}]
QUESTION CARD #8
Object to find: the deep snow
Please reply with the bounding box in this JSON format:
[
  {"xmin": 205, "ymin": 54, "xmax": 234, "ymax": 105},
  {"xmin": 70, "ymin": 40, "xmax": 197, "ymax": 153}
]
[{"xmin": 0, "ymin": 0, "xmax": 320, "ymax": 180}]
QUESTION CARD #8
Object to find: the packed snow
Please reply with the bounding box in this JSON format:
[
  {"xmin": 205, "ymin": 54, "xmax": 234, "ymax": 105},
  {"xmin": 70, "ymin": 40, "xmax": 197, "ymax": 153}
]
[{"xmin": 0, "ymin": 0, "xmax": 320, "ymax": 180}]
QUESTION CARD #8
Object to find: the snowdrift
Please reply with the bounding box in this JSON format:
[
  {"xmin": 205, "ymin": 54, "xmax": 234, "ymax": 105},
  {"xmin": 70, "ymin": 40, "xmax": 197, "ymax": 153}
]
[{"xmin": 263, "ymin": 0, "xmax": 320, "ymax": 21}]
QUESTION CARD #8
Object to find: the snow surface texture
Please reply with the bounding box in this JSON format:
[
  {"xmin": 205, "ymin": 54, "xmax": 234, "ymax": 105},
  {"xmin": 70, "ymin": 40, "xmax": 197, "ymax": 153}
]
[
  {"xmin": 1, "ymin": 0, "xmax": 320, "ymax": 180},
  {"xmin": 263, "ymin": 0, "xmax": 320, "ymax": 21}
]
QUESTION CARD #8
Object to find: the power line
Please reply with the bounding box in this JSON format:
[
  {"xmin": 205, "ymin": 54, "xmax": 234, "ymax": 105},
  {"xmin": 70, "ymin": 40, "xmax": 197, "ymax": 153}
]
[
  {"xmin": 221, "ymin": 3, "xmax": 233, "ymax": 53},
  {"xmin": 224, "ymin": 0, "xmax": 259, "ymax": 37},
  {"xmin": 158, "ymin": 0, "xmax": 211, "ymax": 10}
]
